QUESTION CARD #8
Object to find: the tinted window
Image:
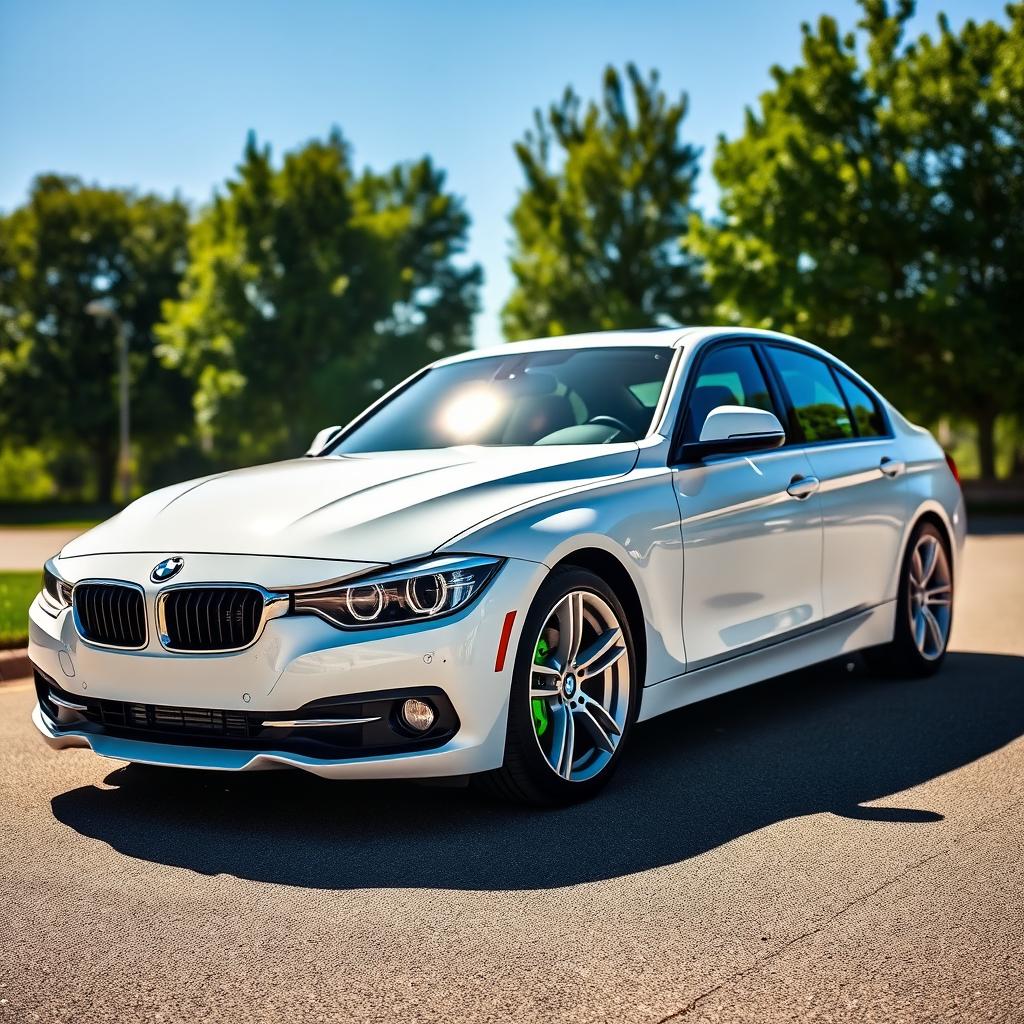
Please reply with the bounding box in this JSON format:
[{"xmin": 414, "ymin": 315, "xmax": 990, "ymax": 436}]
[
  {"xmin": 333, "ymin": 347, "xmax": 672, "ymax": 452},
  {"xmin": 837, "ymin": 372, "xmax": 885, "ymax": 437},
  {"xmin": 767, "ymin": 347, "xmax": 853, "ymax": 443},
  {"xmin": 683, "ymin": 345, "xmax": 779, "ymax": 441},
  {"xmin": 628, "ymin": 380, "xmax": 665, "ymax": 408}
]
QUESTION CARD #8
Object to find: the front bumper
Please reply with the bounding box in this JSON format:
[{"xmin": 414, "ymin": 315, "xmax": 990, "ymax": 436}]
[{"xmin": 30, "ymin": 553, "xmax": 544, "ymax": 779}]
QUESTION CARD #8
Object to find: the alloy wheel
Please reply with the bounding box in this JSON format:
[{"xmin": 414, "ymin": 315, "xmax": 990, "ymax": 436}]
[
  {"xmin": 528, "ymin": 590, "xmax": 631, "ymax": 783},
  {"xmin": 908, "ymin": 533, "xmax": 953, "ymax": 661}
]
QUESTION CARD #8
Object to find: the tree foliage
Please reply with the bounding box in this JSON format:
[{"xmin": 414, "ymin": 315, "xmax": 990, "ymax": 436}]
[
  {"xmin": 0, "ymin": 176, "xmax": 190, "ymax": 500},
  {"xmin": 691, "ymin": 0, "xmax": 1024, "ymax": 476},
  {"xmin": 156, "ymin": 130, "xmax": 480, "ymax": 464},
  {"xmin": 503, "ymin": 65, "xmax": 707, "ymax": 340}
]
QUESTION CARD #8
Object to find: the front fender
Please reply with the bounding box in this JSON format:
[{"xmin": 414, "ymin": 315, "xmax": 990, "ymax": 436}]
[{"xmin": 440, "ymin": 467, "xmax": 686, "ymax": 684}]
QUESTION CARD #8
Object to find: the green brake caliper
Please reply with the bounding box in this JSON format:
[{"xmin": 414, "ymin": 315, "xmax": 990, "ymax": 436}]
[{"xmin": 531, "ymin": 636, "xmax": 551, "ymax": 737}]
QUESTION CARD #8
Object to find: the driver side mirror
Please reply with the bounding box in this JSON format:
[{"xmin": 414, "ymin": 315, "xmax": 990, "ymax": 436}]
[
  {"xmin": 678, "ymin": 405, "xmax": 786, "ymax": 462},
  {"xmin": 306, "ymin": 425, "xmax": 342, "ymax": 457}
]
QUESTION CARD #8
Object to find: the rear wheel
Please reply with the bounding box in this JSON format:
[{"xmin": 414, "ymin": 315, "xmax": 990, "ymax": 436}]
[
  {"xmin": 476, "ymin": 567, "xmax": 637, "ymax": 806},
  {"xmin": 867, "ymin": 521, "xmax": 953, "ymax": 677}
]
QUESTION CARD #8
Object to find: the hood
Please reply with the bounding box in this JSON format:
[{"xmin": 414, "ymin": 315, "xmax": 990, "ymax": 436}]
[{"xmin": 61, "ymin": 445, "xmax": 639, "ymax": 564}]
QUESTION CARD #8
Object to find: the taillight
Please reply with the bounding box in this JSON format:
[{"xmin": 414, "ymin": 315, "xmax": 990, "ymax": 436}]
[{"xmin": 944, "ymin": 451, "xmax": 961, "ymax": 485}]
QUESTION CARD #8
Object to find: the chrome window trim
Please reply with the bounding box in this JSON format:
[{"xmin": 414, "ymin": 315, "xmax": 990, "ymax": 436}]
[
  {"xmin": 154, "ymin": 582, "xmax": 289, "ymax": 655},
  {"xmin": 71, "ymin": 579, "xmax": 149, "ymax": 652}
]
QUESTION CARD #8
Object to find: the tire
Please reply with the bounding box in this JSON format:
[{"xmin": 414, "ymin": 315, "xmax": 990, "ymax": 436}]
[
  {"xmin": 866, "ymin": 521, "xmax": 954, "ymax": 678},
  {"xmin": 475, "ymin": 566, "xmax": 639, "ymax": 806}
]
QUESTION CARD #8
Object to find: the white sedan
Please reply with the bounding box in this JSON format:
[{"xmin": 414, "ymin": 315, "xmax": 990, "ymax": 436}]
[{"xmin": 30, "ymin": 328, "xmax": 964, "ymax": 804}]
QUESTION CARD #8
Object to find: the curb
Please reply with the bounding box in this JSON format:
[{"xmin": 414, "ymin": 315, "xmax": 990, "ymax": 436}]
[{"xmin": 0, "ymin": 648, "xmax": 31, "ymax": 683}]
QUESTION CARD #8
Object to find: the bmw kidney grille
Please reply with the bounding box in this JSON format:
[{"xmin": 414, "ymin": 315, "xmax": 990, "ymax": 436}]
[{"xmin": 73, "ymin": 583, "xmax": 147, "ymax": 649}]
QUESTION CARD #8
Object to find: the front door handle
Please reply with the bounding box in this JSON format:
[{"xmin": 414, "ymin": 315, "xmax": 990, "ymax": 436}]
[
  {"xmin": 879, "ymin": 457, "xmax": 905, "ymax": 478},
  {"xmin": 787, "ymin": 474, "xmax": 820, "ymax": 499}
]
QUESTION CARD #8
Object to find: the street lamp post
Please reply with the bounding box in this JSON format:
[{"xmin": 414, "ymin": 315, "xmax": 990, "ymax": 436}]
[{"xmin": 84, "ymin": 299, "xmax": 131, "ymax": 504}]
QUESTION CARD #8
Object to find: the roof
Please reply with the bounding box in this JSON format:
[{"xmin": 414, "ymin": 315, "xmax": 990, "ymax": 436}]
[
  {"xmin": 436, "ymin": 326, "xmax": 818, "ymax": 365},
  {"xmin": 436, "ymin": 328, "xmax": 686, "ymax": 365}
]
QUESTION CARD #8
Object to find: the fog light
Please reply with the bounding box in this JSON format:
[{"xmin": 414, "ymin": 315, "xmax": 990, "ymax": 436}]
[{"xmin": 400, "ymin": 698, "xmax": 436, "ymax": 733}]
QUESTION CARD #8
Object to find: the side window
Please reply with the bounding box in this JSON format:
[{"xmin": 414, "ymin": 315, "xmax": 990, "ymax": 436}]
[
  {"xmin": 767, "ymin": 347, "xmax": 853, "ymax": 443},
  {"xmin": 683, "ymin": 344, "xmax": 779, "ymax": 441},
  {"xmin": 837, "ymin": 371, "xmax": 885, "ymax": 437}
]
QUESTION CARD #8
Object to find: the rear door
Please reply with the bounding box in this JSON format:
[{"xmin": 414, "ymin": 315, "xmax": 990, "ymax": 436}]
[
  {"xmin": 672, "ymin": 342, "xmax": 824, "ymax": 669},
  {"xmin": 761, "ymin": 344, "xmax": 910, "ymax": 618}
]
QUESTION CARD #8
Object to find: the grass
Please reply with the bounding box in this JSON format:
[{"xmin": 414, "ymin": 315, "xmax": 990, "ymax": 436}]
[{"xmin": 0, "ymin": 571, "xmax": 39, "ymax": 649}]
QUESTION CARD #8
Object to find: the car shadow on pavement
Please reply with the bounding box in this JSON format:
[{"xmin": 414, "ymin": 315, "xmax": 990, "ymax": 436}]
[{"xmin": 51, "ymin": 650, "xmax": 1024, "ymax": 891}]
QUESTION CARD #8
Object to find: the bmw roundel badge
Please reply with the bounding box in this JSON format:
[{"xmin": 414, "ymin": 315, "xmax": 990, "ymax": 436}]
[{"xmin": 151, "ymin": 556, "xmax": 184, "ymax": 583}]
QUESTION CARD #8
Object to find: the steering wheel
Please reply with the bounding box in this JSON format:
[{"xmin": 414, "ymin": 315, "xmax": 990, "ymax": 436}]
[{"xmin": 586, "ymin": 415, "xmax": 634, "ymax": 439}]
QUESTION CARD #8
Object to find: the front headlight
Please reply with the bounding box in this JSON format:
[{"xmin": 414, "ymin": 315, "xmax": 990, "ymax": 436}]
[
  {"xmin": 40, "ymin": 558, "xmax": 73, "ymax": 616},
  {"xmin": 293, "ymin": 555, "xmax": 503, "ymax": 630}
]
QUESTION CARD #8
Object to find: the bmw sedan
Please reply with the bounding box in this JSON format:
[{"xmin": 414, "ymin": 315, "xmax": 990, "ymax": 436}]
[{"xmin": 30, "ymin": 328, "xmax": 964, "ymax": 804}]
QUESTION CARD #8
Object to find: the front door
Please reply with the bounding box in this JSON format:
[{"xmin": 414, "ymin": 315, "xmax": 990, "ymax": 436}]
[{"xmin": 672, "ymin": 343, "xmax": 824, "ymax": 669}]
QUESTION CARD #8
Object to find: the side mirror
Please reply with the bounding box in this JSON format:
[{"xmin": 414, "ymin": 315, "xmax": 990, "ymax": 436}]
[
  {"xmin": 306, "ymin": 425, "xmax": 343, "ymax": 457},
  {"xmin": 679, "ymin": 405, "xmax": 786, "ymax": 462}
]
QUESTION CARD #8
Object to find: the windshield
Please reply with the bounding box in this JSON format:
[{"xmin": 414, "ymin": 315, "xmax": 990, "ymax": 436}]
[{"xmin": 331, "ymin": 347, "xmax": 674, "ymax": 453}]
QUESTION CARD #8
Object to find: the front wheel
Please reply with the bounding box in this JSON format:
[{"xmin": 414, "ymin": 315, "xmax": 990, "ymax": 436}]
[
  {"xmin": 867, "ymin": 521, "xmax": 954, "ymax": 678},
  {"xmin": 476, "ymin": 567, "xmax": 638, "ymax": 806}
]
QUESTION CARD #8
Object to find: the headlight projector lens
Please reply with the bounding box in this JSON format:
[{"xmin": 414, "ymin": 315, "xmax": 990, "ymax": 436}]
[
  {"xmin": 405, "ymin": 573, "xmax": 447, "ymax": 615},
  {"xmin": 400, "ymin": 698, "xmax": 436, "ymax": 733},
  {"xmin": 345, "ymin": 584, "xmax": 385, "ymax": 622}
]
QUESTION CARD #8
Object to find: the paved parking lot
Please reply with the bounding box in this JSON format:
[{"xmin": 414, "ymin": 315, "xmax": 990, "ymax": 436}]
[
  {"xmin": 0, "ymin": 523, "xmax": 1021, "ymax": 1023},
  {"xmin": 0, "ymin": 527, "xmax": 86, "ymax": 571}
]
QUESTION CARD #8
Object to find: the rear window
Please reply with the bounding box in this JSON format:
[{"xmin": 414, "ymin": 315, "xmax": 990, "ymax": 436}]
[
  {"xmin": 766, "ymin": 347, "xmax": 853, "ymax": 443},
  {"xmin": 837, "ymin": 372, "xmax": 886, "ymax": 437}
]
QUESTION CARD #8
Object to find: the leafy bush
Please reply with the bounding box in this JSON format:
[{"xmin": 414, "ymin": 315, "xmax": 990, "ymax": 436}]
[{"xmin": 0, "ymin": 447, "xmax": 56, "ymax": 502}]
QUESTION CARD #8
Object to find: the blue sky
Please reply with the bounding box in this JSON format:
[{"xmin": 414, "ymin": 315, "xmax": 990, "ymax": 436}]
[{"xmin": 0, "ymin": 0, "xmax": 1006, "ymax": 347}]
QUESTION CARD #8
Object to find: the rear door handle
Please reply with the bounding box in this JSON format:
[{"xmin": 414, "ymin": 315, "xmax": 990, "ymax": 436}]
[
  {"xmin": 879, "ymin": 457, "xmax": 905, "ymax": 478},
  {"xmin": 787, "ymin": 475, "xmax": 820, "ymax": 499}
]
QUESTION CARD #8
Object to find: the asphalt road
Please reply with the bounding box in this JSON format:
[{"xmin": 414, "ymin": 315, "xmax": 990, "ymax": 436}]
[{"xmin": 1, "ymin": 523, "xmax": 1022, "ymax": 1023}]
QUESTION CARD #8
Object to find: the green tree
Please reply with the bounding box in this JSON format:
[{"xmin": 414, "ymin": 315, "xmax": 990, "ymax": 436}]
[
  {"xmin": 691, "ymin": 0, "xmax": 1024, "ymax": 478},
  {"xmin": 503, "ymin": 64, "xmax": 707, "ymax": 340},
  {"xmin": 0, "ymin": 175, "xmax": 191, "ymax": 500},
  {"xmin": 355, "ymin": 158, "xmax": 481, "ymax": 382},
  {"xmin": 157, "ymin": 130, "xmax": 480, "ymax": 464}
]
